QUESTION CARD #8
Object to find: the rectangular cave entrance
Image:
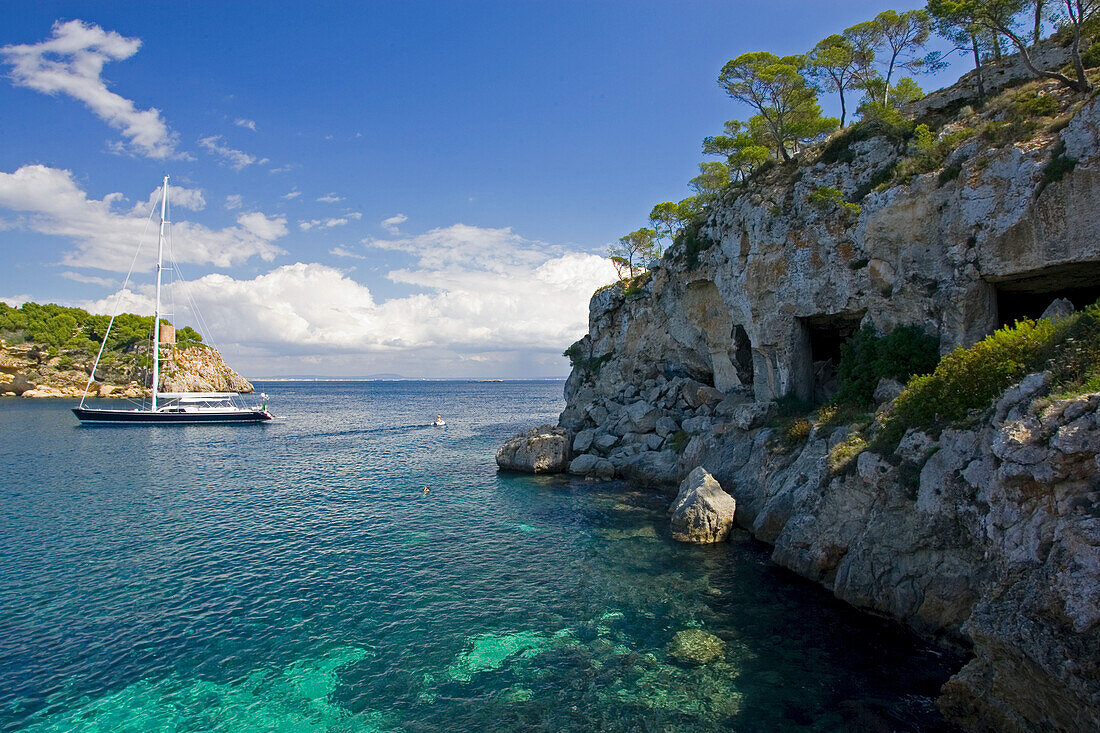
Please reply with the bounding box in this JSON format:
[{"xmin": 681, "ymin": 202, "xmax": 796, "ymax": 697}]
[
  {"xmin": 992, "ymin": 261, "xmax": 1100, "ymax": 327},
  {"xmin": 795, "ymin": 311, "xmax": 865, "ymax": 405}
]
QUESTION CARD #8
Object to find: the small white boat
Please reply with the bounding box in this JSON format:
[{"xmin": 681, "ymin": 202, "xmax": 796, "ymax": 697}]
[{"xmin": 433, "ymin": 414, "xmax": 446, "ymax": 427}]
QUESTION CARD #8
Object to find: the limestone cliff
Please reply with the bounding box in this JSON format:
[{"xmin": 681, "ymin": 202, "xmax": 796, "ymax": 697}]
[
  {"xmin": 0, "ymin": 341, "xmax": 253, "ymax": 398},
  {"xmin": 545, "ymin": 63, "xmax": 1100, "ymax": 730}
]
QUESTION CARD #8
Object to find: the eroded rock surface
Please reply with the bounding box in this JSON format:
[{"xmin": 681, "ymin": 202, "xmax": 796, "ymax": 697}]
[
  {"xmin": 496, "ymin": 425, "xmax": 571, "ymax": 474},
  {"xmin": 669, "ymin": 467, "xmax": 737, "ymax": 544}
]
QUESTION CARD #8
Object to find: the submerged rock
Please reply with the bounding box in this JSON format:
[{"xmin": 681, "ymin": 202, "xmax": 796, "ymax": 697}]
[
  {"xmin": 666, "ymin": 628, "xmax": 725, "ymax": 666},
  {"xmin": 668, "ymin": 467, "xmax": 737, "ymax": 544},
  {"xmin": 496, "ymin": 425, "xmax": 571, "ymax": 474}
]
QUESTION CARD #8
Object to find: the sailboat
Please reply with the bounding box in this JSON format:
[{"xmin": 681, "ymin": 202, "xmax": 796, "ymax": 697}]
[{"xmin": 72, "ymin": 176, "xmax": 273, "ymax": 425}]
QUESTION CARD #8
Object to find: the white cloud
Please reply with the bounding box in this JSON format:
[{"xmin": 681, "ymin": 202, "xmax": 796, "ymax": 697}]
[
  {"xmin": 316, "ymin": 193, "xmax": 343, "ymax": 203},
  {"xmin": 199, "ymin": 135, "xmax": 268, "ymax": 170},
  {"xmin": 0, "ymin": 294, "xmax": 32, "ymax": 308},
  {"xmin": 329, "ymin": 246, "xmax": 365, "ymax": 259},
  {"xmin": 127, "ymin": 183, "xmax": 205, "ymax": 216},
  {"xmin": 1, "ymin": 20, "xmax": 181, "ymax": 160},
  {"xmin": 224, "ymin": 194, "xmax": 242, "ymax": 210},
  {"xmin": 300, "ymin": 216, "xmax": 354, "ymax": 231},
  {"xmin": 381, "ymin": 213, "xmax": 407, "ymax": 235},
  {"xmin": 88, "ymin": 224, "xmax": 617, "ymax": 367},
  {"xmin": 61, "ymin": 271, "xmax": 117, "ymax": 287},
  {"xmin": 0, "ymin": 165, "xmax": 286, "ymax": 270},
  {"xmin": 269, "ymin": 164, "xmax": 295, "ymax": 174},
  {"xmin": 234, "ymin": 118, "xmax": 256, "ymax": 131},
  {"xmin": 282, "ymin": 189, "xmax": 301, "ymax": 200}
]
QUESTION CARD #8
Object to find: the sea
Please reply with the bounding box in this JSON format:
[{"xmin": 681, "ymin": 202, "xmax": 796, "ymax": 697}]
[{"xmin": 0, "ymin": 380, "xmax": 958, "ymax": 731}]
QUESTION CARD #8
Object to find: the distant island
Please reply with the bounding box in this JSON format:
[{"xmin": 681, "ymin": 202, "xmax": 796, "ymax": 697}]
[{"xmin": 0, "ymin": 301, "xmax": 251, "ymax": 398}]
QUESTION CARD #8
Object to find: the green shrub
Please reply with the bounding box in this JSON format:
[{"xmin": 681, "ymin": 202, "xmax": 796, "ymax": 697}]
[
  {"xmin": 670, "ymin": 430, "xmax": 691, "ymax": 453},
  {"xmin": 818, "ymin": 115, "xmax": 914, "ymax": 166},
  {"xmin": 1042, "ymin": 141, "xmax": 1078, "ymax": 193},
  {"xmin": 828, "ymin": 432, "xmax": 868, "ymax": 474},
  {"xmin": 891, "ymin": 304, "xmax": 1100, "ymax": 426},
  {"xmin": 807, "ymin": 187, "xmax": 862, "ymax": 217},
  {"xmin": 834, "ymin": 325, "xmax": 941, "ymax": 407},
  {"xmin": 1010, "ymin": 92, "xmax": 1058, "ymax": 118},
  {"xmin": 1081, "ymin": 41, "xmax": 1100, "ymax": 69},
  {"xmin": 622, "ymin": 270, "xmax": 653, "ymax": 298}
]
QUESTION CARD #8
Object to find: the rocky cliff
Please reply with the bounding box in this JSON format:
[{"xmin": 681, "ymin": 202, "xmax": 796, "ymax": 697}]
[
  {"xmin": 535, "ymin": 66, "xmax": 1100, "ymax": 730},
  {"xmin": 0, "ymin": 341, "xmax": 253, "ymax": 398}
]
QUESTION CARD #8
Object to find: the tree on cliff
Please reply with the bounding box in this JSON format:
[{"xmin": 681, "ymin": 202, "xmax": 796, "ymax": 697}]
[
  {"xmin": 608, "ymin": 228, "xmax": 659, "ymax": 279},
  {"xmin": 649, "ymin": 200, "xmax": 700, "ymax": 249},
  {"xmin": 702, "ymin": 120, "xmax": 772, "ymax": 180},
  {"xmin": 846, "ymin": 9, "xmax": 939, "ymax": 105},
  {"xmin": 926, "ymin": 0, "xmax": 1096, "ymax": 92},
  {"xmin": 718, "ymin": 52, "xmax": 839, "ymax": 161},
  {"xmin": 806, "ymin": 34, "xmax": 872, "ymax": 126}
]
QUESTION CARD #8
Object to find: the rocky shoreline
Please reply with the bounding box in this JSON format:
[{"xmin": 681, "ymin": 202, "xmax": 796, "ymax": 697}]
[
  {"xmin": 0, "ymin": 341, "xmax": 253, "ymax": 398},
  {"xmin": 497, "ymin": 53, "xmax": 1100, "ymax": 731}
]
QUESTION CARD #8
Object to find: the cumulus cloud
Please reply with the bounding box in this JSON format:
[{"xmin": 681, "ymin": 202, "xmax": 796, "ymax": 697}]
[
  {"xmin": 1, "ymin": 20, "xmax": 181, "ymax": 159},
  {"xmin": 234, "ymin": 118, "xmax": 256, "ymax": 131},
  {"xmin": 87, "ymin": 224, "xmax": 618, "ymax": 369},
  {"xmin": 381, "ymin": 213, "xmax": 407, "ymax": 234},
  {"xmin": 0, "ymin": 165, "xmax": 286, "ymax": 270},
  {"xmin": 316, "ymin": 193, "xmax": 343, "ymax": 203},
  {"xmin": 199, "ymin": 135, "xmax": 268, "ymax": 170}
]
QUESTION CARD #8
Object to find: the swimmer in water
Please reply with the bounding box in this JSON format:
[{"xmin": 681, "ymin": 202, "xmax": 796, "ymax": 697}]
[{"xmin": 423, "ymin": 485, "xmax": 430, "ymax": 495}]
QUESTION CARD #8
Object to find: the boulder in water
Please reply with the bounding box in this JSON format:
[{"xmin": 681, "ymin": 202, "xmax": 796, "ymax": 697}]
[
  {"xmin": 669, "ymin": 467, "xmax": 737, "ymax": 543},
  {"xmin": 496, "ymin": 425, "xmax": 571, "ymax": 473}
]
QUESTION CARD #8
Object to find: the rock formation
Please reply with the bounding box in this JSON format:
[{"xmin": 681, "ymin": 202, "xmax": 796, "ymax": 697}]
[
  {"xmin": 496, "ymin": 425, "xmax": 571, "ymax": 473},
  {"xmin": 0, "ymin": 341, "xmax": 252, "ymax": 398},
  {"xmin": 501, "ymin": 54, "xmax": 1100, "ymax": 730},
  {"xmin": 668, "ymin": 467, "xmax": 737, "ymax": 544},
  {"xmin": 666, "ymin": 628, "xmax": 725, "ymax": 666}
]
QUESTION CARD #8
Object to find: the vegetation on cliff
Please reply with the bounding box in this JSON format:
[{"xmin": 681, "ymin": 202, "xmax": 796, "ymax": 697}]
[
  {"xmin": 605, "ymin": 2, "xmax": 1100, "ymax": 282},
  {"xmin": 0, "ymin": 300, "xmax": 206, "ymax": 391}
]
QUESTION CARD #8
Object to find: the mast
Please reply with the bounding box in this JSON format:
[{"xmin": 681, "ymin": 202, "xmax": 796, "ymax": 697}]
[{"xmin": 150, "ymin": 175, "xmax": 169, "ymax": 411}]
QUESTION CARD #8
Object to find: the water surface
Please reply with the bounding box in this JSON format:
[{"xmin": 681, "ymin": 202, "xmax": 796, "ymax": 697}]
[{"xmin": 0, "ymin": 381, "xmax": 956, "ymax": 731}]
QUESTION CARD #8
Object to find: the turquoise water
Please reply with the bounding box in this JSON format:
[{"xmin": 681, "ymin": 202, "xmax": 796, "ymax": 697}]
[{"xmin": 0, "ymin": 381, "xmax": 956, "ymax": 731}]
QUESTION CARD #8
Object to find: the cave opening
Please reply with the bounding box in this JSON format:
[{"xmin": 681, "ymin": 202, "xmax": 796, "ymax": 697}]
[
  {"xmin": 993, "ymin": 262, "xmax": 1100, "ymax": 327},
  {"xmin": 796, "ymin": 311, "xmax": 865, "ymax": 405},
  {"xmin": 732, "ymin": 324, "xmax": 754, "ymax": 386}
]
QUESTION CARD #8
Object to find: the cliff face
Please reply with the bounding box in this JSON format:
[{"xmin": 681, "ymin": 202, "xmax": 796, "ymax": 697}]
[
  {"xmin": 0, "ymin": 342, "xmax": 253, "ymax": 398},
  {"xmin": 555, "ymin": 77, "xmax": 1100, "ymax": 728}
]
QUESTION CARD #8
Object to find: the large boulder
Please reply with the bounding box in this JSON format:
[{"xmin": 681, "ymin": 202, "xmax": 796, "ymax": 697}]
[
  {"xmin": 496, "ymin": 425, "xmax": 571, "ymax": 473},
  {"xmin": 668, "ymin": 467, "xmax": 737, "ymax": 543}
]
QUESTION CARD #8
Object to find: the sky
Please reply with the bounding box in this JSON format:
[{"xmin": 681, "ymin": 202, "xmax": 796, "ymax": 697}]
[{"xmin": 0, "ymin": 0, "xmax": 966, "ymax": 379}]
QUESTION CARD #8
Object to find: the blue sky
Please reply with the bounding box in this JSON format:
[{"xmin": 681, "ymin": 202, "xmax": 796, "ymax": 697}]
[{"xmin": 0, "ymin": 1, "xmax": 963, "ymax": 378}]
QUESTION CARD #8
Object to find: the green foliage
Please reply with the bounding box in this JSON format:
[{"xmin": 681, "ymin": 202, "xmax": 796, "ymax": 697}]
[
  {"xmin": 673, "ymin": 218, "xmax": 718, "ymax": 269},
  {"xmin": 609, "ymin": 228, "xmax": 660, "ymax": 279},
  {"xmin": 807, "ymin": 186, "xmax": 862, "ymax": 216},
  {"xmin": 670, "ymin": 430, "xmax": 691, "ymax": 453},
  {"xmin": 834, "ymin": 325, "xmax": 941, "ymax": 407},
  {"xmin": 621, "ymin": 270, "xmax": 653, "ymax": 298},
  {"xmin": 1042, "ymin": 140, "xmax": 1078, "ymax": 192},
  {"xmin": 0, "ymin": 300, "xmax": 204, "ymax": 366},
  {"xmin": 563, "ymin": 339, "xmax": 613, "ymax": 385},
  {"xmin": 1081, "ymin": 40, "xmax": 1100, "ymax": 69},
  {"xmin": 689, "ymin": 161, "xmax": 731, "ymax": 201},
  {"xmin": 828, "ymin": 431, "xmax": 869, "ymax": 473},
  {"xmin": 176, "ymin": 326, "xmax": 204, "ymax": 348},
  {"xmin": 819, "ymin": 113, "xmax": 913, "ymax": 166},
  {"xmin": 718, "ymin": 51, "xmax": 839, "ymax": 162},
  {"xmin": 894, "ymin": 302, "xmax": 1100, "ymax": 426}
]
